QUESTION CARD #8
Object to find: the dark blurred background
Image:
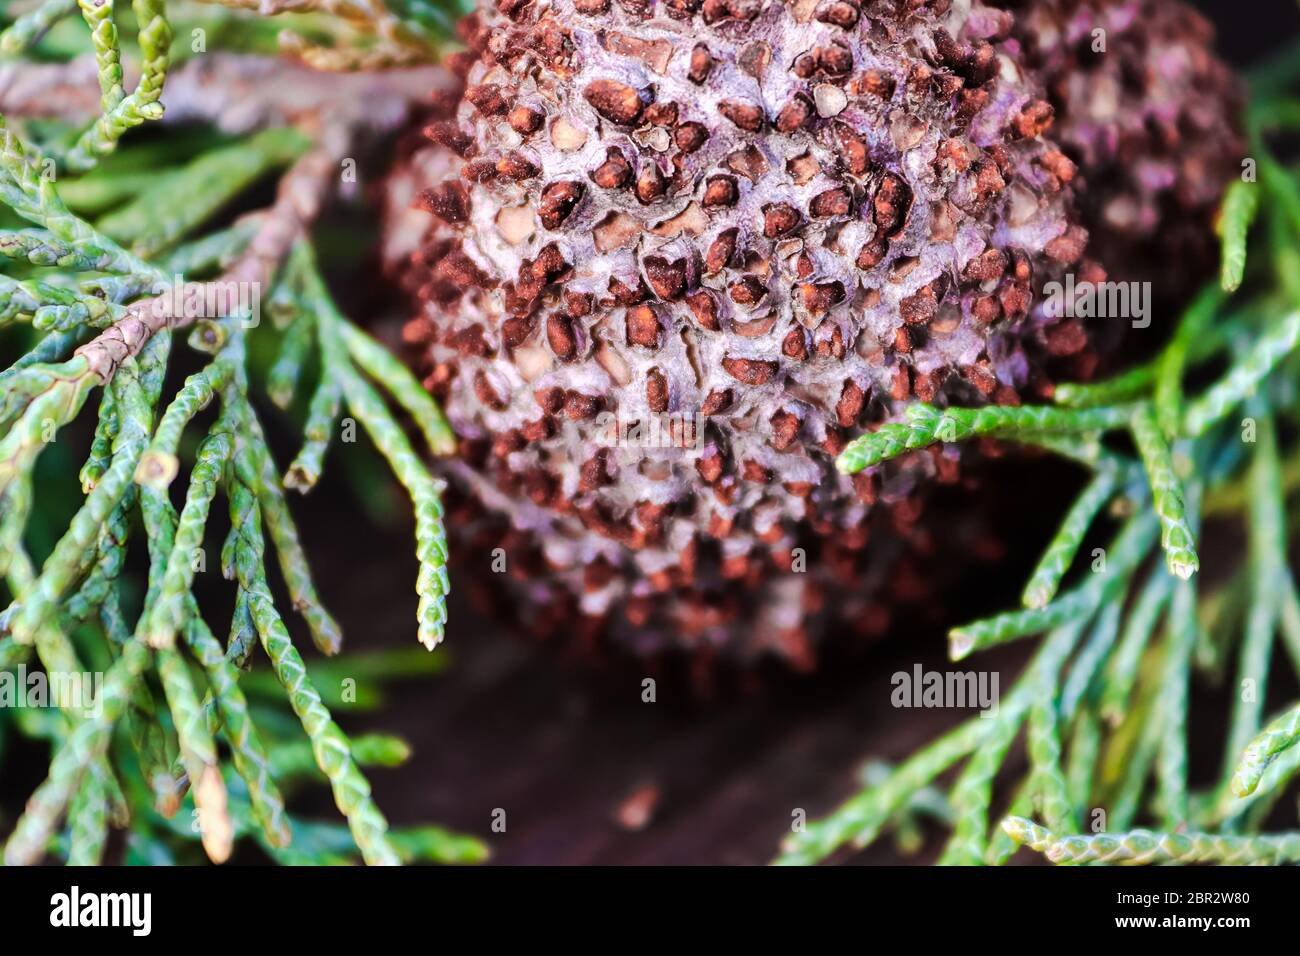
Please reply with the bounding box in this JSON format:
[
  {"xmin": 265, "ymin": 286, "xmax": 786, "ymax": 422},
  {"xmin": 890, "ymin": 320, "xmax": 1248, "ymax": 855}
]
[{"xmin": 3, "ymin": 0, "xmax": 1297, "ymax": 866}]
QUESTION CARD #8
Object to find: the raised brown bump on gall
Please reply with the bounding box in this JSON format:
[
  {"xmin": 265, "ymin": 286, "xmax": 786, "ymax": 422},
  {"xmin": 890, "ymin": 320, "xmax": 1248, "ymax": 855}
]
[
  {"xmin": 419, "ymin": 181, "xmax": 471, "ymax": 226},
  {"xmin": 688, "ymin": 44, "xmax": 713, "ymax": 84},
  {"xmin": 809, "ymin": 187, "xmax": 851, "ymax": 218},
  {"xmin": 705, "ymin": 229, "xmax": 737, "ymax": 274},
  {"xmin": 719, "ymin": 100, "xmax": 766, "ymax": 132},
  {"xmin": 721, "ymin": 356, "xmax": 778, "ymax": 385},
  {"xmin": 591, "ymin": 149, "xmax": 633, "ymax": 189},
  {"xmin": 584, "ymin": 79, "xmax": 647, "ymax": 125},
  {"xmin": 626, "ymin": 304, "xmax": 662, "ymax": 349},
  {"xmin": 762, "ymin": 203, "xmax": 801, "ymax": 238},
  {"xmin": 644, "ymin": 256, "xmax": 688, "ymax": 300},
  {"xmin": 702, "ymin": 175, "xmax": 739, "ymax": 208},
  {"xmin": 538, "ymin": 181, "xmax": 584, "ymax": 229},
  {"xmin": 814, "ymin": 0, "xmax": 859, "ymax": 29}
]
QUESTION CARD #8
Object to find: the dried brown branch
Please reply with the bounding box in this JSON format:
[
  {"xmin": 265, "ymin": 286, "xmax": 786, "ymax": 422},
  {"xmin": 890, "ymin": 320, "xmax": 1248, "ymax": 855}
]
[
  {"xmin": 194, "ymin": 0, "xmax": 431, "ymax": 52},
  {"xmin": 1, "ymin": 53, "xmax": 455, "ymax": 387},
  {"xmin": 76, "ymin": 135, "xmax": 342, "ymax": 382},
  {"xmin": 0, "ymin": 53, "xmax": 449, "ymax": 133}
]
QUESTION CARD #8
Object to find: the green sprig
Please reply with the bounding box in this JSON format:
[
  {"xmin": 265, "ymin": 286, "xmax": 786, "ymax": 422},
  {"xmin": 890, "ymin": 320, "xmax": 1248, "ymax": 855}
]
[
  {"xmin": 793, "ymin": 139, "xmax": 1300, "ymax": 864},
  {"xmin": 1183, "ymin": 310, "xmax": 1300, "ymax": 437},
  {"xmin": 63, "ymin": 0, "xmax": 172, "ymax": 172},
  {"xmin": 1003, "ymin": 817, "xmax": 1300, "ymax": 865},
  {"xmin": 0, "ymin": 0, "xmax": 79, "ymax": 53},
  {"xmin": 0, "ymin": 10, "xmax": 469, "ymax": 866},
  {"xmin": 1218, "ymin": 179, "xmax": 1260, "ymax": 292},
  {"xmin": 1021, "ymin": 464, "xmax": 1124, "ymax": 609},
  {"xmin": 222, "ymin": 419, "xmax": 399, "ymax": 866},
  {"xmin": 837, "ymin": 403, "xmax": 1133, "ymax": 475},
  {"xmin": 1130, "ymin": 407, "xmax": 1199, "ymax": 579}
]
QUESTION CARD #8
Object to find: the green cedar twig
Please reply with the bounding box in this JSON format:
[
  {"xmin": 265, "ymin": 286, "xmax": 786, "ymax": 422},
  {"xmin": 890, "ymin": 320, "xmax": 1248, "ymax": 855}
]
[
  {"xmin": 7, "ymin": 368, "xmax": 150, "ymax": 647},
  {"xmin": 80, "ymin": 388, "xmax": 118, "ymax": 491},
  {"xmin": 2, "ymin": 641, "xmax": 151, "ymax": 865},
  {"xmin": 1027, "ymin": 679, "xmax": 1075, "ymax": 833},
  {"xmin": 130, "ymin": 379, "xmax": 294, "ymax": 848},
  {"xmin": 222, "ymin": 402, "xmax": 399, "ymax": 865},
  {"xmin": 63, "ymin": 0, "xmax": 172, "ymax": 172},
  {"xmin": 794, "ymin": 145, "xmax": 1300, "ymax": 863},
  {"xmin": 268, "ymin": 313, "xmax": 315, "ymax": 410},
  {"xmin": 138, "ymin": 426, "xmax": 232, "ymax": 649},
  {"xmin": 284, "ymin": 352, "xmax": 340, "ymax": 489},
  {"xmin": 1002, "ymin": 817, "xmax": 1300, "ymax": 865},
  {"xmin": 1130, "ymin": 407, "xmax": 1199, "ymax": 579},
  {"xmin": 0, "ymin": 0, "xmax": 79, "ymax": 53},
  {"xmin": 1, "ymin": 358, "xmax": 159, "ymax": 864},
  {"xmin": 270, "ymin": 733, "xmax": 412, "ymax": 779},
  {"xmin": 1232, "ymin": 702, "xmax": 1300, "ymax": 798},
  {"xmin": 1220, "ymin": 409, "xmax": 1285, "ymax": 776},
  {"xmin": 1107, "ymin": 687, "xmax": 1163, "ymax": 831},
  {"xmin": 1218, "ymin": 179, "xmax": 1260, "ymax": 292},
  {"xmin": 1183, "ymin": 310, "xmax": 1300, "ymax": 437},
  {"xmin": 338, "ymin": 321, "xmax": 456, "ymax": 457},
  {"xmin": 1279, "ymin": 581, "xmax": 1300, "ymax": 679},
  {"xmin": 949, "ymin": 513, "xmax": 1157, "ymax": 660},
  {"xmin": 984, "ymin": 779, "xmax": 1035, "ymax": 866},
  {"xmin": 0, "ymin": 117, "xmax": 153, "ymax": 276},
  {"xmin": 242, "ymin": 406, "xmax": 344, "ymax": 656},
  {"xmin": 1053, "ymin": 364, "xmax": 1153, "ymax": 409},
  {"xmin": 155, "ymin": 644, "xmax": 234, "ymax": 863},
  {"xmin": 1154, "ymin": 286, "xmax": 1225, "ymax": 435},
  {"xmin": 67, "ymin": 762, "xmax": 110, "ymax": 865},
  {"xmin": 0, "ymin": 12, "xmax": 471, "ymax": 866},
  {"xmin": 836, "ymin": 403, "xmax": 1134, "ymax": 475},
  {"xmin": 1154, "ymin": 579, "xmax": 1197, "ymax": 829},
  {"xmin": 774, "ymin": 717, "xmax": 985, "ymax": 865},
  {"xmin": 275, "ymin": 246, "xmax": 335, "ymax": 487},
  {"xmin": 1099, "ymin": 572, "xmax": 1173, "ymax": 724},
  {"xmin": 1020, "ymin": 464, "xmax": 1123, "ymax": 609},
  {"xmin": 1060, "ymin": 602, "xmax": 1122, "ymax": 722},
  {"xmin": 101, "ymin": 584, "xmax": 183, "ymax": 817},
  {"xmin": 1064, "ymin": 706, "xmax": 1102, "ymax": 818},
  {"xmin": 335, "ymin": 363, "xmax": 450, "ymax": 651},
  {"xmin": 304, "ymin": 261, "xmax": 450, "ymax": 650},
  {"xmin": 937, "ymin": 623, "xmax": 1082, "ymax": 865},
  {"xmin": 134, "ymin": 362, "xmax": 234, "ymax": 490},
  {"xmin": 191, "ymin": 608, "xmax": 295, "ymax": 849}
]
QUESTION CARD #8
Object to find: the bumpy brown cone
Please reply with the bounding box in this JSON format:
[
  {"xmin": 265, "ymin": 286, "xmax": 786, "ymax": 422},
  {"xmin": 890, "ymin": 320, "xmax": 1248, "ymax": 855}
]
[
  {"xmin": 382, "ymin": 0, "xmax": 1232, "ymax": 666},
  {"xmin": 999, "ymin": 0, "xmax": 1244, "ymax": 293}
]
